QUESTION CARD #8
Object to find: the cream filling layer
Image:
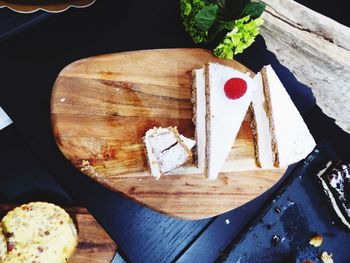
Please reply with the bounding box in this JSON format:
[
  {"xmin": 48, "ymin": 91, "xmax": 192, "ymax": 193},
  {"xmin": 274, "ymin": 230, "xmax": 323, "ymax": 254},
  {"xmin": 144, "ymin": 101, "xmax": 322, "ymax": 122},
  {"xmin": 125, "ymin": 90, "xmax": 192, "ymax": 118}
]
[
  {"xmin": 193, "ymin": 68, "xmax": 206, "ymax": 172},
  {"xmin": 252, "ymin": 72, "xmax": 273, "ymax": 168}
]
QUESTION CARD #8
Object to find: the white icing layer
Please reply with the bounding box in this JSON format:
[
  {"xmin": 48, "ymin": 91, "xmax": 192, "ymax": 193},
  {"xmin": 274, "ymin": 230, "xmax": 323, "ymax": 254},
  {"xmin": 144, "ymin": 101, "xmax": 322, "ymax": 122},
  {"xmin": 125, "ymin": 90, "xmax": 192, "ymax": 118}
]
[
  {"xmin": 159, "ymin": 143, "xmax": 190, "ymax": 173},
  {"xmin": 252, "ymin": 72, "xmax": 274, "ymax": 168}
]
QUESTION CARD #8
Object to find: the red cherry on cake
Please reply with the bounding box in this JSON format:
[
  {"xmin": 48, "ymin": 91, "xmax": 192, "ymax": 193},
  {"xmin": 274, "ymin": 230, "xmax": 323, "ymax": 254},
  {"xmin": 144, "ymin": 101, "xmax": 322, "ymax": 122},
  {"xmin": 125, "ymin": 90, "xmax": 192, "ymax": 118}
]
[{"xmin": 224, "ymin": 78, "xmax": 247, "ymax": 100}]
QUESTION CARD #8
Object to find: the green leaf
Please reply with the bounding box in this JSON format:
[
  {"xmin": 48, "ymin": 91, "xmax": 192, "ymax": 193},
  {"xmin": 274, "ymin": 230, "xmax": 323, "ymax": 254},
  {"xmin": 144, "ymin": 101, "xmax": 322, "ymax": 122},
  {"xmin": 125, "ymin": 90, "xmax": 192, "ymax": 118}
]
[
  {"xmin": 241, "ymin": 1, "xmax": 266, "ymax": 19},
  {"xmin": 180, "ymin": 0, "xmax": 209, "ymax": 43},
  {"xmin": 213, "ymin": 16, "xmax": 264, "ymax": 59},
  {"xmin": 194, "ymin": 4, "xmax": 219, "ymax": 31}
]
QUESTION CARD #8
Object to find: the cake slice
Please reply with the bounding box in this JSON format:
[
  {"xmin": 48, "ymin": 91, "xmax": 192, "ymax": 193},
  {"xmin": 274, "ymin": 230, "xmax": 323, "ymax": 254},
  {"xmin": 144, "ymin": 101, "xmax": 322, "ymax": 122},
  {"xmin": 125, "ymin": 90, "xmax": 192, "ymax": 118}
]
[
  {"xmin": 191, "ymin": 68, "xmax": 206, "ymax": 172},
  {"xmin": 256, "ymin": 65, "xmax": 316, "ymax": 167},
  {"xmin": 317, "ymin": 161, "xmax": 350, "ymax": 230},
  {"xmin": 205, "ymin": 63, "xmax": 255, "ymax": 179},
  {"xmin": 143, "ymin": 127, "xmax": 195, "ymax": 179}
]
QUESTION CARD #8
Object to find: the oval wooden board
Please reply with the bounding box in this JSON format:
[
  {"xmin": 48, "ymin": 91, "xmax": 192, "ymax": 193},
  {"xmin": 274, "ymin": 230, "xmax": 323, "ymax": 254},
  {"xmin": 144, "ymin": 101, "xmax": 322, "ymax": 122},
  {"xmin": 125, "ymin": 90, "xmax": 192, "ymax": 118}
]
[
  {"xmin": 51, "ymin": 48, "xmax": 286, "ymax": 220},
  {"xmin": 0, "ymin": 205, "xmax": 116, "ymax": 262}
]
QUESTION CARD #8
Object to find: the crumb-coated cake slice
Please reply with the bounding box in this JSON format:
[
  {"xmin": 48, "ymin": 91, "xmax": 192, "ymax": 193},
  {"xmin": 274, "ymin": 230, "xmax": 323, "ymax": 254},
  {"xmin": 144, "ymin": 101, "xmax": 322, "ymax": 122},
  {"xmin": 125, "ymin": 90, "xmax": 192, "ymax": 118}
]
[
  {"xmin": 251, "ymin": 65, "xmax": 316, "ymax": 168},
  {"xmin": 144, "ymin": 127, "xmax": 196, "ymax": 179},
  {"xmin": 1, "ymin": 202, "xmax": 78, "ymax": 263},
  {"xmin": 260, "ymin": 65, "xmax": 315, "ymax": 167},
  {"xmin": 204, "ymin": 63, "xmax": 254, "ymax": 179}
]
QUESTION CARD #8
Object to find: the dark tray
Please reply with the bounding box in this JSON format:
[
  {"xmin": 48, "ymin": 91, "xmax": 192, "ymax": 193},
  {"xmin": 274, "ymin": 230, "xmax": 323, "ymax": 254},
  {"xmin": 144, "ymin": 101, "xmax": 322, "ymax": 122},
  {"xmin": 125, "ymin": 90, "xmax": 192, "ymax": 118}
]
[{"xmin": 222, "ymin": 140, "xmax": 350, "ymax": 263}]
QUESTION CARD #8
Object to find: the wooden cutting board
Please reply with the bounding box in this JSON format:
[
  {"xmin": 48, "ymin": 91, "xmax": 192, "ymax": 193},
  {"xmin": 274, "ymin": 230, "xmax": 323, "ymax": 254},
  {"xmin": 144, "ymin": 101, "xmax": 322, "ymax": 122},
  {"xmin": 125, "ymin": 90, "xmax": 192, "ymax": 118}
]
[
  {"xmin": 0, "ymin": 205, "xmax": 117, "ymax": 262},
  {"xmin": 51, "ymin": 48, "xmax": 286, "ymax": 220}
]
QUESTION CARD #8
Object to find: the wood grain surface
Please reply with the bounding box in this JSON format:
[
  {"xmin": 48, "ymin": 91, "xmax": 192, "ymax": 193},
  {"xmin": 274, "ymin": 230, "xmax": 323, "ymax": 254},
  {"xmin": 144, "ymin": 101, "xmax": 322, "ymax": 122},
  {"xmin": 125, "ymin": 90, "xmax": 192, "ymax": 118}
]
[
  {"xmin": 261, "ymin": 0, "xmax": 350, "ymax": 133},
  {"xmin": 0, "ymin": 0, "xmax": 95, "ymax": 13},
  {"xmin": 51, "ymin": 48, "xmax": 286, "ymax": 220},
  {"xmin": 0, "ymin": 205, "xmax": 117, "ymax": 263}
]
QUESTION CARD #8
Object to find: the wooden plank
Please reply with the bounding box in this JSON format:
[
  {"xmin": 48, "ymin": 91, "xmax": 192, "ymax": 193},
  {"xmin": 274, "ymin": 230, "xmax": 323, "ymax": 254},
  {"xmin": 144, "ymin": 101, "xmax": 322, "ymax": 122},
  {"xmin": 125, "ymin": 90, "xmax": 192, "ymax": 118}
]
[
  {"xmin": 260, "ymin": 0, "xmax": 350, "ymax": 133},
  {"xmin": 0, "ymin": 205, "xmax": 117, "ymax": 263},
  {"xmin": 51, "ymin": 48, "xmax": 285, "ymax": 220}
]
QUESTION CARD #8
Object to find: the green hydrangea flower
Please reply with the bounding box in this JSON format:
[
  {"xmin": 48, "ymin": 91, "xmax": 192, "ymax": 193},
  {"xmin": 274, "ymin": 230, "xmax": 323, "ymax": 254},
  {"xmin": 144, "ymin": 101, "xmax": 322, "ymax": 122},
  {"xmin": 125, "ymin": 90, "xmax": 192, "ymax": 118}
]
[
  {"xmin": 180, "ymin": 0, "xmax": 209, "ymax": 43},
  {"xmin": 214, "ymin": 16, "xmax": 264, "ymax": 59}
]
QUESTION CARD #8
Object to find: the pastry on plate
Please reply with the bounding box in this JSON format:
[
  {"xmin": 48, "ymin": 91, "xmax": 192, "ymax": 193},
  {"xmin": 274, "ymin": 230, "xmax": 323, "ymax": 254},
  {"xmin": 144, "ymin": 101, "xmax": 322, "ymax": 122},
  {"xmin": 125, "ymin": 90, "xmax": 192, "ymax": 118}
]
[{"xmin": 1, "ymin": 202, "xmax": 78, "ymax": 263}]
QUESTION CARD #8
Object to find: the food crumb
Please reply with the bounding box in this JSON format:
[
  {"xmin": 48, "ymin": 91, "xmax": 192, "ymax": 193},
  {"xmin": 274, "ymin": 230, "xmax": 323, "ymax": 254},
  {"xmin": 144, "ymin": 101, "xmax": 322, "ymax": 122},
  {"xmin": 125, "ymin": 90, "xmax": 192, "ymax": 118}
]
[
  {"xmin": 60, "ymin": 98, "xmax": 66, "ymax": 103},
  {"xmin": 320, "ymin": 251, "xmax": 333, "ymax": 263},
  {"xmin": 271, "ymin": 235, "xmax": 280, "ymax": 246},
  {"xmin": 309, "ymin": 234, "xmax": 323, "ymax": 247},
  {"xmin": 225, "ymin": 219, "xmax": 230, "ymax": 224},
  {"xmin": 138, "ymin": 179, "xmax": 142, "ymax": 181}
]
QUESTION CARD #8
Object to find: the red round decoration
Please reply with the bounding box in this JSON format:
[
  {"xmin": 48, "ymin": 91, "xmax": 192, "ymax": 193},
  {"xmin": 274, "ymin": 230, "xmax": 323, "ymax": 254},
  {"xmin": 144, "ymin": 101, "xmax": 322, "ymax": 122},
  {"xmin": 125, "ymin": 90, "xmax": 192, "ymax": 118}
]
[{"xmin": 224, "ymin": 78, "xmax": 247, "ymax": 100}]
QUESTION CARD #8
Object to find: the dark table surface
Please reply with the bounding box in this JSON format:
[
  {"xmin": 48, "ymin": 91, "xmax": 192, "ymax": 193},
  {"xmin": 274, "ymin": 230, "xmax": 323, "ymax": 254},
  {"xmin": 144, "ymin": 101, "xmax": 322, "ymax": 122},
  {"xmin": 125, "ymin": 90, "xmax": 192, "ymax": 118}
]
[{"xmin": 0, "ymin": 1, "xmax": 349, "ymax": 262}]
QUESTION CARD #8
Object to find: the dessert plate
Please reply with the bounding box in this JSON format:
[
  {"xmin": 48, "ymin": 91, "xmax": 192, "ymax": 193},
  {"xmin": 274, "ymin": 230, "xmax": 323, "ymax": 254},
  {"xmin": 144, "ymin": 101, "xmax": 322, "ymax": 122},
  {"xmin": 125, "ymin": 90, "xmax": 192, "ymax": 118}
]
[
  {"xmin": 51, "ymin": 48, "xmax": 286, "ymax": 220},
  {"xmin": 0, "ymin": 205, "xmax": 117, "ymax": 262},
  {"xmin": 0, "ymin": 0, "xmax": 95, "ymax": 13}
]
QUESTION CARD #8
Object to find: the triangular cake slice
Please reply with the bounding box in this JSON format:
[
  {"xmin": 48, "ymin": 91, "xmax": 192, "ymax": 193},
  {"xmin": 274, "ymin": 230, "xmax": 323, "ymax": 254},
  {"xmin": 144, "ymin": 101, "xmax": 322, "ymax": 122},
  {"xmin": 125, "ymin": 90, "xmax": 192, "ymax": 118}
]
[
  {"xmin": 253, "ymin": 65, "xmax": 316, "ymax": 167},
  {"xmin": 205, "ymin": 63, "xmax": 255, "ymax": 179},
  {"xmin": 143, "ymin": 127, "xmax": 195, "ymax": 179},
  {"xmin": 191, "ymin": 68, "xmax": 206, "ymax": 172}
]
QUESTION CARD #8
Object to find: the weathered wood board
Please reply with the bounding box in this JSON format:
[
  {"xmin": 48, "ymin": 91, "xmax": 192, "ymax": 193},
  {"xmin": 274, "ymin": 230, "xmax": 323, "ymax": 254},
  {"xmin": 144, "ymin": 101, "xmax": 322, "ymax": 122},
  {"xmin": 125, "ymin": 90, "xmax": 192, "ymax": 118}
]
[
  {"xmin": 261, "ymin": 0, "xmax": 350, "ymax": 133},
  {"xmin": 51, "ymin": 48, "xmax": 285, "ymax": 220},
  {"xmin": 0, "ymin": 205, "xmax": 117, "ymax": 262}
]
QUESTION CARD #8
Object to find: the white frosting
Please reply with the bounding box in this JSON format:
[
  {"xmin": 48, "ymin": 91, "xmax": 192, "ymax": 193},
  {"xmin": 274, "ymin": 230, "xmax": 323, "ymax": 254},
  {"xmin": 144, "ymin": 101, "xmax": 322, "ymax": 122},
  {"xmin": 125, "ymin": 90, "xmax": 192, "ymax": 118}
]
[
  {"xmin": 148, "ymin": 132, "xmax": 177, "ymax": 155},
  {"xmin": 252, "ymin": 72, "xmax": 274, "ymax": 168},
  {"xmin": 159, "ymin": 143, "xmax": 190, "ymax": 173},
  {"xmin": 179, "ymin": 134, "xmax": 196, "ymax": 150},
  {"xmin": 206, "ymin": 63, "xmax": 254, "ymax": 180},
  {"xmin": 265, "ymin": 65, "xmax": 316, "ymax": 166},
  {"xmin": 193, "ymin": 68, "xmax": 206, "ymax": 172}
]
